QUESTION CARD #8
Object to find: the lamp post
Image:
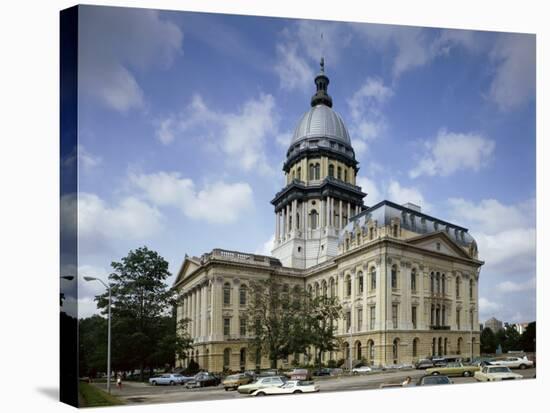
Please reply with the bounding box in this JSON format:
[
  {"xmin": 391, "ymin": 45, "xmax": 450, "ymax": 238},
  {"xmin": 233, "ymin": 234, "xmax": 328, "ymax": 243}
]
[{"xmin": 84, "ymin": 276, "xmax": 112, "ymax": 394}]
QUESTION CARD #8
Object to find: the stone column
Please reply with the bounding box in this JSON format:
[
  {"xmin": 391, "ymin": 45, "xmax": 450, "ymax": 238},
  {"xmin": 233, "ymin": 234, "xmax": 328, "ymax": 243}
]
[
  {"xmin": 211, "ymin": 277, "xmax": 223, "ymax": 341},
  {"xmin": 350, "ymin": 269, "xmax": 356, "ymax": 333},
  {"xmin": 232, "ymin": 279, "xmax": 240, "ymax": 339},
  {"xmin": 201, "ymin": 283, "xmax": 208, "ymax": 340},
  {"xmin": 338, "ymin": 272, "xmax": 345, "ymax": 335},
  {"xmin": 320, "ymin": 198, "xmax": 325, "ymax": 229},
  {"xmin": 362, "ymin": 264, "xmax": 368, "ymax": 331},
  {"xmin": 331, "ymin": 197, "xmax": 335, "ymax": 227},
  {"xmin": 339, "ymin": 200, "xmax": 343, "ymax": 229},
  {"xmin": 347, "ymin": 202, "xmax": 351, "ymax": 223},
  {"xmin": 286, "ymin": 205, "xmax": 290, "ymax": 237},
  {"xmin": 326, "ymin": 197, "xmax": 331, "ymax": 228},
  {"xmin": 292, "ymin": 200, "xmax": 297, "ymax": 231},
  {"xmin": 275, "ymin": 211, "xmax": 280, "ymax": 242}
]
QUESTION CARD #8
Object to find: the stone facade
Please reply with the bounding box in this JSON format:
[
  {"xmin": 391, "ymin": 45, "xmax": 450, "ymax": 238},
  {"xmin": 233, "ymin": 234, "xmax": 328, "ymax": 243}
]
[{"xmin": 173, "ymin": 61, "xmax": 482, "ymax": 372}]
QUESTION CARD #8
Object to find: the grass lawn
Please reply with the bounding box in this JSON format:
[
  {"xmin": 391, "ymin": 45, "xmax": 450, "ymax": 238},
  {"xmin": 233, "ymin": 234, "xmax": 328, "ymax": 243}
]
[{"xmin": 79, "ymin": 382, "xmax": 125, "ymax": 407}]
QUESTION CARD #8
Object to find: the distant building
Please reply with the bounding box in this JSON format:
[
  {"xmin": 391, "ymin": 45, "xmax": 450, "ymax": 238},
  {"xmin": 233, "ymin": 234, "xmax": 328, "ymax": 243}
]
[
  {"xmin": 484, "ymin": 317, "xmax": 503, "ymax": 333},
  {"xmin": 512, "ymin": 323, "xmax": 529, "ymax": 335}
]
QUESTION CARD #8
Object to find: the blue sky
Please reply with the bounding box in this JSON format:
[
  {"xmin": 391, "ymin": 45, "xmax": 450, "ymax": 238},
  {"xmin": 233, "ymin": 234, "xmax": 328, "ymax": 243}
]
[{"xmin": 68, "ymin": 5, "xmax": 536, "ymax": 324}]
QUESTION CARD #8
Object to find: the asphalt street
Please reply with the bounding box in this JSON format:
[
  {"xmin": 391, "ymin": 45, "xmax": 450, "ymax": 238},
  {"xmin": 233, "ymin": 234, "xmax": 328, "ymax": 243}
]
[{"xmin": 93, "ymin": 368, "xmax": 536, "ymax": 405}]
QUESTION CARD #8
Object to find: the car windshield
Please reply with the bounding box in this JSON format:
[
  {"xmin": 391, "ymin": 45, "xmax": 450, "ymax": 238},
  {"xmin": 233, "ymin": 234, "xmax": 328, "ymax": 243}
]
[{"xmin": 489, "ymin": 367, "xmax": 512, "ymax": 373}]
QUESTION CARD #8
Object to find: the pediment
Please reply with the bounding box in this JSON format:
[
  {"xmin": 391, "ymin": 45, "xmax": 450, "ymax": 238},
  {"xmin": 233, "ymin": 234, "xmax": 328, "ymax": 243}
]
[
  {"xmin": 406, "ymin": 231, "xmax": 471, "ymax": 259},
  {"xmin": 173, "ymin": 256, "xmax": 201, "ymax": 287}
]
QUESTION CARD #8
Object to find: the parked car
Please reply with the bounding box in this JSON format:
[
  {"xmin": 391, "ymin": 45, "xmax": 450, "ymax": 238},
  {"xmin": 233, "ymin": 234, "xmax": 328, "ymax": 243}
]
[
  {"xmin": 184, "ymin": 372, "xmax": 221, "ymax": 388},
  {"xmin": 415, "ymin": 359, "xmax": 435, "ymax": 369},
  {"xmin": 352, "ymin": 366, "xmax": 372, "ymax": 375},
  {"xmin": 474, "ymin": 366, "xmax": 523, "ymax": 382},
  {"xmin": 251, "ymin": 380, "xmax": 319, "ymax": 396},
  {"xmin": 429, "ymin": 357, "xmax": 448, "ymax": 367},
  {"xmin": 258, "ymin": 369, "xmax": 280, "ymax": 377},
  {"xmin": 148, "ymin": 374, "xmax": 190, "ymax": 386},
  {"xmin": 426, "ymin": 362, "xmax": 480, "ymax": 377},
  {"xmin": 416, "ymin": 375, "xmax": 453, "ymax": 386},
  {"xmin": 287, "ymin": 368, "xmax": 312, "ymax": 380},
  {"xmin": 237, "ymin": 376, "xmax": 287, "ymax": 394},
  {"xmin": 489, "ymin": 356, "xmax": 533, "ymax": 370},
  {"xmin": 223, "ymin": 373, "xmax": 253, "ymax": 391},
  {"xmin": 329, "ymin": 368, "xmax": 344, "ymax": 376},
  {"xmin": 312, "ymin": 368, "xmax": 331, "ymax": 376}
]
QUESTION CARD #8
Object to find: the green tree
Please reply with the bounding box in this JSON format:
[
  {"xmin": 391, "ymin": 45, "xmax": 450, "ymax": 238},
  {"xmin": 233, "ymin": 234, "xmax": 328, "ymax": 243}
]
[
  {"xmin": 306, "ymin": 295, "xmax": 343, "ymax": 369},
  {"xmin": 519, "ymin": 322, "xmax": 536, "ymax": 352},
  {"xmin": 79, "ymin": 315, "xmax": 108, "ymax": 378},
  {"xmin": 480, "ymin": 327, "xmax": 497, "ymax": 354},
  {"xmin": 95, "ymin": 246, "xmax": 175, "ymax": 380},
  {"xmin": 495, "ymin": 324, "xmax": 521, "ymax": 353}
]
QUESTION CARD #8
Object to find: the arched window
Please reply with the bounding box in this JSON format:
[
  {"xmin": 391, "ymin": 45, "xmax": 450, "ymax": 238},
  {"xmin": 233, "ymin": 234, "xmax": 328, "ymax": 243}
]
[
  {"xmin": 223, "ymin": 348, "xmax": 231, "ymax": 369},
  {"xmin": 356, "ymin": 341, "xmax": 362, "ymax": 360},
  {"xmin": 310, "ymin": 209, "xmax": 318, "ymax": 229},
  {"xmin": 346, "ymin": 275, "xmax": 352, "ymax": 297},
  {"xmin": 392, "ymin": 338, "xmax": 399, "ymax": 362},
  {"xmin": 431, "ymin": 304, "xmax": 435, "ymax": 325},
  {"xmin": 328, "ymin": 164, "xmax": 334, "ymax": 177},
  {"xmin": 322, "ymin": 280, "xmax": 327, "ymax": 297},
  {"xmin": 442, "ymin": 306, "xmax": 446, "ymax": 326},
  {"xmin": 432, "ymin": 338, "xmax": 436, "ymax": 356},
  {"xmin": 411, "ymin": 268, "xmax": 417, "ymax": 292},
  {"xmin": 370, "ymin": 267, "xmax": 376, "ymax": 290},
  {"xmin": 457, "ymin": 337, "xmax": 463, "ymax": 355},
  {"xmin": 438, "ymin": 337, "xmax": 442, "ymax": 356},
  {"xmin": 436, "ymin": 272, "xmax": 440, "ymax": 293},
  {"xmin": 296, "ymin": 212, "xmax": 300, "ymax": 230},
  {"xmin": 442, "ymin": 274, "xmax": 446, "ymax": 294},
  {"xmin": 239, "ymin": 285, "xmax": 247, "ymax": 306},
  {"xmin": 469, "ymin": 279, "xmax": 474, "ymax": 299},
  {"xmin": 329, "ymin": 278, "xmax": 335, "ymax": 297},
  {"xmin": 309, "ymin": 163, "xmax": 315, "ymax": 180},
  {"xmin": 337, "ymin": 166, "xmax": 342, "ymax": 180},
  {"xmin": 430, "ymin": 272, "xmax": 435, "ymax": 293},
  {"xmin": 436, "ymin": 305, "xmax": 440, "ymax": 326},
  {"xmin": 315, "ymin": 282, "xmax": 320, "ymax": 298},
  {"xmin": 444, "ymin": 338, "xmax": 448, "ymax": 355},
  {"xmin": 456, "ymin": 277, "xmax": 461, "ymax": 298},
  {"xmin": 296, "ymin": 167, "xmax": 301, "ymax": 180},
  {"xmin": 391, "ymin": 265, "xmax": 397, "ymax": 289},
  {"xmin": 223, "ymin": 282, "xmax": 231, "ymax": 305},
  {"xmin": 412, "ymin": 338, "xmax": 419, "ymax": 357},
  {"xmin": 315, "ymin": 163, "xmax": 320, "ymax": 180},
  {"xmin": 368, "ymin": 340, "xmax": 375, "ymax": 361},
  {"xmin": 344, "ymin": 169, "xmax": 348, "ymax": 182},
  {"xmin": 240, "ymin": 348, "xmax": 246, "ymax": 369},
  {"xmin": 357, "ymin": 271, "xmax": 364, "ymax": 294}
]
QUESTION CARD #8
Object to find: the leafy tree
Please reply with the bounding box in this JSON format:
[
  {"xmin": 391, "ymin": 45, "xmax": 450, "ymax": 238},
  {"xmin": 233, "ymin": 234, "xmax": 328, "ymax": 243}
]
[
  {"xmin": 519, "ymin": 322, "xmax": 536, "ymax": 352},
  {"xmin": 495, "ymin": 324, "xmax": 521, "ymax": 353},
  {"xmin": 79, "ymin": 315, "xmax": 108, "ymax": 378},
  {"xmin": 306, "ymin": 295, "xmax": 343, "ymax": 369},
  {"xmin": 480, "ymin": 327, "xmax": 497, "ymax": 354},
  {"xmin": 95, "ymin": 246, "xmax": 176, "ymax": 380}
]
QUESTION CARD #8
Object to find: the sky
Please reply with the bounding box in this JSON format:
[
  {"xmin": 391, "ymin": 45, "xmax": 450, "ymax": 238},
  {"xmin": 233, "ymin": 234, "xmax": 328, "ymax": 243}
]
[{"xmin": 65, "ymin": 5, "xmax": 536, "ymax": 324}]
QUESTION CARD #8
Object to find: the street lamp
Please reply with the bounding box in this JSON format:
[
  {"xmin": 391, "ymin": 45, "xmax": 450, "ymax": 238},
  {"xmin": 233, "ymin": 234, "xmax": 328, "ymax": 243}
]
[{"xmin": 84, "ymin": 276, "xmax": 112, "ymax": 394}]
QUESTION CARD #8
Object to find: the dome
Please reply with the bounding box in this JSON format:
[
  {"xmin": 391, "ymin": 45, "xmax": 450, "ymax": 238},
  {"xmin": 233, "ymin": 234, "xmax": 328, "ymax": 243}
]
[{"xmin": 291, "ymin": 104, "xmax": 351, "ymax": 146}]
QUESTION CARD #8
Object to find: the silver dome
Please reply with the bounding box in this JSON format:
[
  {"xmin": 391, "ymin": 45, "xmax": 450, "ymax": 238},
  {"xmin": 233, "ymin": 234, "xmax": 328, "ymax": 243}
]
[{"xmin": 291, "ymin": 104, "xmax": 351, "ymax": 145}]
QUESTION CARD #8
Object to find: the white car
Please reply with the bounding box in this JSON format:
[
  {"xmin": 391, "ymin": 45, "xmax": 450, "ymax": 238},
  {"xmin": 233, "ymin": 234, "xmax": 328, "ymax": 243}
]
[
  {"xmin": 352, "ymin": 366, "xmax": 372, "ymax": 375},
  {"xmin": 474, "ymin": 366, "xmax": 523, "ymax": 382},
  {"xmin": 149, "ymin": 373, "xmax": 189, "ymax": 386},
  {"xmin": 251, "ymin": 380, "xmax": 319, "ymax": 396},
  {"xmin": 489, "ymin": 356, "xmax": 533, "ymax": 369}
]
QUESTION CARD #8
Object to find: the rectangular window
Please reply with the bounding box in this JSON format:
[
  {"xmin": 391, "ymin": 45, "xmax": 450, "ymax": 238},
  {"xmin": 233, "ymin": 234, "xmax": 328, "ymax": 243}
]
[
  {"xmin": 358, "ymin": 276, "xmax": 364, "ymax": 294},
  {"xmin": 369, "ymin": 306, "xmax": 376, "ymax": 330},
  {"xmin": 357, "ymin": 309, "xmax": 363, "ymax": 331},
  {"xmin": 240, "ymin": 288, "xmax": 246, "ymax": 306},
  {"xmin": 223, "ymin": 317, "xmax": 230, "ymax": 336},
  {"xmin": 345, "ymin": 311, "xmax": 351, "ymax": 332},
  {"xmin": 456, "ymin": 310, "xmax": 461, "ymax": 330},
  {"xmin": 240, "ymin": 317, "xmax": 247, "ymax": 336},
  {"xmin": 411, "ymin": 271, "xmax": 416, "ymax": 292},
  {"xmin": 412, "ymin": 306, "xmax": 417, "ymax": 329},
  {"xmin": 392, "ymin": 304, "xmax": 398, "ymax": 329}
]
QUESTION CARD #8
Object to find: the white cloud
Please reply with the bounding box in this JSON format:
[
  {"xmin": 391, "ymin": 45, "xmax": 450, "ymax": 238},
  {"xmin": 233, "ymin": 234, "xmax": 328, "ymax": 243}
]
[
  {"xmin": 488, "ymin": 34, "xmax": 536, "ymax": 111},
  {"xmin": 274, "ymin": 41, "xmax": 314, "ymax": 92},
  {"xmin": 255, "ymin": 234, "xmax": 275, "ymax": 256},
  {"xmin": 62, "ymin": 145, "xmax": 102, "ymax": 171},
  {"xmin": 387, "ymin": 180, "xmax": 429, "ymax": 211},
  {"xmin": 497, "ymin": 278, "xmax": 536, "ymax": 293},
  {"xmin": 275, "ymin": 132, "xmax": 292, "ymax": 148},
  {"xmin": 155, "ymin": 94, "xmax": 278, "ymax": 175},
  {"xmin": 129, "ymin": 171, "xmax": 254, "ymax": 224},
  {"xmin": 356, "ymin": 176, "xmax": 382, "ymax": 205},
  {"xmin": 409, "ymin": 129, "xmax": 495, "ymax": 178},
  {"xmin": 80, "ymin": 7, "xmax": 182, "ymax": 112},
  {"xmin": 347, "ymin": 77, "xmax": 393, "ymax": 154},
  {"xmin": 479, "ymin": 297, "xmax": 501, "ymax": 313}
]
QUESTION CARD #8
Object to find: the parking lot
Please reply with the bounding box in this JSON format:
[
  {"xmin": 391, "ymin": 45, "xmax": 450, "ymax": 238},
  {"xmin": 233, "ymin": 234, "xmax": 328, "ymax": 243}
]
[{"xmin": 92, "ymin": 367, "xmax": 536, "ymax": 405}]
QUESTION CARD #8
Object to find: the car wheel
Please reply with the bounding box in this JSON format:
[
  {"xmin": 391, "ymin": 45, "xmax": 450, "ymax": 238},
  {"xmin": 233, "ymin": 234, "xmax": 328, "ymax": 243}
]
[
  {"xmin": 353, "ymin": 371, "xmax": 358, "ymax": 375},
  {"xmin": 151, "ymin": 381, "xmax": 157, "ymax": 386},
  {"xmin": 431, "ymin": 372, "xmax": 440, "ymax": 376},
  {"xmin": 293, "ymin": 390, "xmax": 303, "ymax": 394},
  {"xmin": 519, "ymin": 364, "xmax": 526, "ymax": 370},
  {"xmin": 170, "ymin": 381, "xmax": 175, "ymax": 386},
  {"xmin": 256, "ymin": 392, "xmax": 266, "ymax": 397},
  {"xmin": 463, "ymin": 371, "xmax": 471, "ymax": 377}
]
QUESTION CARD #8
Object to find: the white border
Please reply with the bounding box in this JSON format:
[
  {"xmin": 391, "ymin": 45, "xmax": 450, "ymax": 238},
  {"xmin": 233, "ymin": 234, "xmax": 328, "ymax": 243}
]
[{"xmin": 0, "ymin": 1, "xmax": 546, "ymax": 412}]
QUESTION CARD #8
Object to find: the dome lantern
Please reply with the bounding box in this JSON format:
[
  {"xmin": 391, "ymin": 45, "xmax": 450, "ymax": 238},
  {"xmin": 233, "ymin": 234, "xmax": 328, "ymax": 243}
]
[{"xmin": 310, "ymin": 57, "xmax": 333, "ymax": 108}]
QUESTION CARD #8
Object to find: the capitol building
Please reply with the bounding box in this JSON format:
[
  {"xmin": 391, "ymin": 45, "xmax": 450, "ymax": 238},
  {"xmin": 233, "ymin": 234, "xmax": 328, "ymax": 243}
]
[{"xmin": 174, "ymin": 60, "xmax": 483, "ymax": 372}]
